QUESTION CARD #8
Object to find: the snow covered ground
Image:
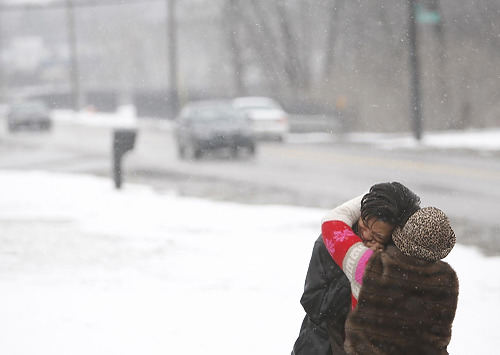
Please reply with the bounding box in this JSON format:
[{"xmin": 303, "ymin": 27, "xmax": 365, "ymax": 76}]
[
  {"xmin": 0, "ymin": 170, "xmax": 498, "ymax": 354},
  {"xmin": 286, "ymin": 128, "xmax": 500, "ymax": 152}
]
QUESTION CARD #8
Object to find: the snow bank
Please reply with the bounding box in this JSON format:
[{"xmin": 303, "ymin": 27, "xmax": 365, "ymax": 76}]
[
  {"xmin": 52, "ymin": 105, "xmax": 137, "ymax": 129},
  {"xmin": 0, "ymin": 171, "xmax": 497, "ymax": 354},
  {"xmin": 347, "ymin": 128, "xmax": 500, "ymax": 152}
]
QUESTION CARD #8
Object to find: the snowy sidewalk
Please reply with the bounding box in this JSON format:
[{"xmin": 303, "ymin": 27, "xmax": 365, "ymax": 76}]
[
  {"xmin": 0, "ymin": 171, "xmax": 498, "ymax": 354},
  {"xmin": 345, "ymin": 128, "xmax": 500, "ymax": 152},
  {"xmin": 287, "ymin": 128, "xmax": 500, "ymax": 153}
]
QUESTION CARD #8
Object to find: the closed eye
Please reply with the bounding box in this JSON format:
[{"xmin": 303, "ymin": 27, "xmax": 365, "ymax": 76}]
[{"xmin": 373, "ymin": 234, "xmax": 388, "ymax": 243}]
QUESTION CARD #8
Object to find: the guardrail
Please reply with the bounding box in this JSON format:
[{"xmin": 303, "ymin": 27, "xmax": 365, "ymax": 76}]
[{"xmin": 288, "ymin": 114, "xmax": 341, "ymax": 133}]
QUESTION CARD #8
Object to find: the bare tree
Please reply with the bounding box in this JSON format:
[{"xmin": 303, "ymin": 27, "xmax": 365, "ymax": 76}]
[
  {"xmin": 223, "ymin": 0, "xmax": 245, "ymax": 95},
  {"xmin": 275, "ymin": 0, "xmax": 308, "ymax": 92},
  {"xmin": 237, "ymin": 0, "xmax": 287, "ymax": 90},
  {"xmin": 323, "ymin": 0, "xmax": 345, "ymax": 80}
]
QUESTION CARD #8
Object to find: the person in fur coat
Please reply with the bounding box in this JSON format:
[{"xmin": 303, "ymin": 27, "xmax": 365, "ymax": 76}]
[
  {"xmin": 321, "ymin": 197, "xmax": 459, "ymax": 354},
  {"xmin": 292, "ymin": 182, "xmax": 421, "ymax": 355}
]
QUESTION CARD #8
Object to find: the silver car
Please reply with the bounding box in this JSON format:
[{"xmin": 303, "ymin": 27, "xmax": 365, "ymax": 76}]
[
  {"xmin": 7, "ymin": 100, "xmax": 52, "ymax": 132},
  {"xmin": 232, "ymin": 96, "xmax": 289, "ymax": 141}
]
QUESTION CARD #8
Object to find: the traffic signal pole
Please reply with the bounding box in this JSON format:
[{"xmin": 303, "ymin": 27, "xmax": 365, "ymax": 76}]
[{"xmin": 408, "ymin": 0, "xmax": 423, "ymax": 141}]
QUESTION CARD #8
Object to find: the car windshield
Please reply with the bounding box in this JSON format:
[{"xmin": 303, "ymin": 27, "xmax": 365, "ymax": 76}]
[
  {"xmin": 188, "ymin": 105, "xmax": 244, "ymax": 122},
  {"xmin": 11, "ymin": 102, "xmax": 47, "ymax": 113},
  {"xmin": 234, "ymin": 101, "xmax": 280, "ymax": 110}
]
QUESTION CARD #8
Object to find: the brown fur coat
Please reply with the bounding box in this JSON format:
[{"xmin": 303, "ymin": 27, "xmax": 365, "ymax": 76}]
[{"xmin": 343, "ymin": 245, "xmax": 459, "ymax": 355}]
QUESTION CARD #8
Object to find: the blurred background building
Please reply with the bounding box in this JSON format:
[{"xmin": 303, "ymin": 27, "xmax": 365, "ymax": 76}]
[{"xmin": 0, "ymin": 0, "xmax": 498, "ymax": 132}]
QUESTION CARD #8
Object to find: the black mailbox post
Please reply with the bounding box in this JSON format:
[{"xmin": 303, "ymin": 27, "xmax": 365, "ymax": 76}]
[{"xmin": 112, "ymin": 128, "xmax": 137, "ymax": 189}]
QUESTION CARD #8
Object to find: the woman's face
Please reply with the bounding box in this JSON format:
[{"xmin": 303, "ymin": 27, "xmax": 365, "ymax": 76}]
[{"xmin": 357, "ymin": 217, "xmax": 394, "ymax": 251}]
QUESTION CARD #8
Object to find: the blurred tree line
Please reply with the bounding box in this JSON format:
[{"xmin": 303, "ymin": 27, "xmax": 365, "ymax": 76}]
[
  {"xmin": 217, "ymin": 0, "xmax": 500, "ymax": 131},
  {"xmin": 1, "ymin": 0, "xmax": 499, "ymax": 131}
]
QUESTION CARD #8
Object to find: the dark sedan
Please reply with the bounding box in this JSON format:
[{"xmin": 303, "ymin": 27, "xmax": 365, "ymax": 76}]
[
  {"xmin": 7, "ymin": 100, "xmax": 52, "ymax": 132},
  {"xmin": 174, "ymin": 100, "xmax": 256, "ymax": 159}
]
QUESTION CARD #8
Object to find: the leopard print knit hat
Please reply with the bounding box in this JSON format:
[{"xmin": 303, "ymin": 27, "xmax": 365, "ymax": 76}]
[{"xmin": 392, "ymin": 207, "xmax": 456, "ymax": 262}]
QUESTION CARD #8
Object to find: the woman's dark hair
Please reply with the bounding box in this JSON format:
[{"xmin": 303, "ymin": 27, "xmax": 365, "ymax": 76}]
[{"xmin": 361, "ymin": 182, "xmax": 421, "ymax": 227}]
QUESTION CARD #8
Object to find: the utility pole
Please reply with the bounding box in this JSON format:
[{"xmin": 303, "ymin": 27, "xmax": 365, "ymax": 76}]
[
  {"xmin": 227, "ymin": 0, "xmax": 245, "ymax": 96},
  {"xmin": 66, "ymin": 0, "xmax": 81, "ymax": 112},
  {"xmin": 166, "ymin": 0, "xmax": 178, "ymax": 117},
  {"xmin": 0, "ymin": 12, "xmax": 4, "ymax": 102},
  {"xmin": 408, "ymin": 0, "xmax": 423, "ymax": 140}
]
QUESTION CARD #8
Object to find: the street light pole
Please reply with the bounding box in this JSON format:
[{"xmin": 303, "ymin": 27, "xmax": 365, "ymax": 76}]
[
  {"xmin": 166, "ymin": 0, "xmax": 178, "ymax": 117},
  {"xmin": 66, "ymin": 0, "xmax": 81, "ymax": 112},
  {"xmin": 408, "ymin": 0, "xmax": 423, "ymax": 140},
  {"xmin": 0, "ymin": 13, "xmax": 4, "ymax": 102}
]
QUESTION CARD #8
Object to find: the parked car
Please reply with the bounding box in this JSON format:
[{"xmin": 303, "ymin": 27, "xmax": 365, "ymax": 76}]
[
  {"xmin": 232, "ymin": 96, "xmax": 289, "ymax": 141},
  {"xmin": 7, "ymin": 100, "xmax": 52, "ymax": 132},
  {"xmin": 174, "ymin": 100, "xmax": 256, "ymax": 159}
]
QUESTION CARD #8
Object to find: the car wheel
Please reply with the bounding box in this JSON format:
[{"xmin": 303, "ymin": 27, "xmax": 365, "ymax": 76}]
[
  {"xmin": 177, "ymin": 144, "xmax": 186, "ymax": 159},
  {"xmin": 248, "ymin": 143, "xmax": 256, "ymax": 156},
  {"xmin": 185, "ymin": 143, "xmax": 202, "ymax": 160},
  {"xmin": 230, "ymin": 146, "xmax": 239, "ymax": 159},
  {"xmin": 193, "ymin": 147, "xmax": 203, "ymax": 160},
  {"xmin": 7, "ymin": 122, "xmax": 17, "ymax": 132}
]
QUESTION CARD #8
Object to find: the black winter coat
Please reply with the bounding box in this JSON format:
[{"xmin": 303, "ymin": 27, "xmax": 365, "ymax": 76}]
[{"xmin": 292, "ymin": 235, "xmax": 351, "ymax": 355}]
